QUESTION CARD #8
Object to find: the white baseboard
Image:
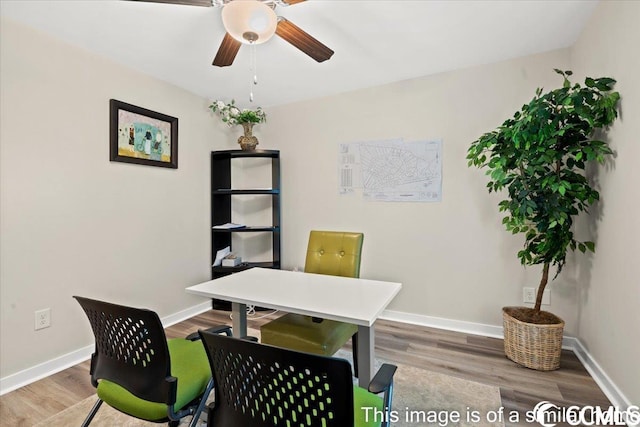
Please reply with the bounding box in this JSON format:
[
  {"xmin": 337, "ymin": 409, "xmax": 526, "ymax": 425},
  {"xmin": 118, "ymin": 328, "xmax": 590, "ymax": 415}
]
[
  {"xmin": 0, "ymin": 301, "xmax": 212, "ymax": 396},
  {"xmin": 569, "ymin": 337, "xmax": 633, "ymax": 409},
  {"xmin": 0, "ymin": 344, "xmax": 95, "ymax": 397},
  {"xmin": 381, "ymin": 309, "xmax": 505, "ymax": 339},
  {"xmin": 160, "ymin": 301, "xmax": 211, "ymax": 328},
  {"xmin": 1, "ymin": 303, "xmax": 632, "ymax": 409},
  {"xmin": 380, "ymin": 309, "xmax": 632, "ymax": 409}
]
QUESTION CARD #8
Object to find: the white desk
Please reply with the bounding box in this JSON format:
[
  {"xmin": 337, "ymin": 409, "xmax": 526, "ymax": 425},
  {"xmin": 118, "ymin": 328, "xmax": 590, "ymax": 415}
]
[{"xmin": 186, "ymin": 267, "xmax": 402, "ymax": 387}]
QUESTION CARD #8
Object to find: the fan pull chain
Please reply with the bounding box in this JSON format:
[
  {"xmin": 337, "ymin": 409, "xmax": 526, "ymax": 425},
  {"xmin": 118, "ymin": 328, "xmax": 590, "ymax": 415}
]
[{"xmin": 249, "ymin": 42, "xmax": 258, "ymax": 103}]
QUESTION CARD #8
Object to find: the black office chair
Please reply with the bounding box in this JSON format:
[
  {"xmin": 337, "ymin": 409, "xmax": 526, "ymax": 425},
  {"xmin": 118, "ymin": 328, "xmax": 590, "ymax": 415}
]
[
  {"xmin": 74, "ymin": 296, "xmax": 231, "ymax": 427},
  {"xmin": 199, "ymin": 330, "xmax": 397, "ymax": 427}
]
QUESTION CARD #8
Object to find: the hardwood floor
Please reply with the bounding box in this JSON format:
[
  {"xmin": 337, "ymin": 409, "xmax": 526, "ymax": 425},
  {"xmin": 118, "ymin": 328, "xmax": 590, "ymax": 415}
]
[{"xmin": 0, "ymin": 309, "xmax": 610, "ymax": 426}]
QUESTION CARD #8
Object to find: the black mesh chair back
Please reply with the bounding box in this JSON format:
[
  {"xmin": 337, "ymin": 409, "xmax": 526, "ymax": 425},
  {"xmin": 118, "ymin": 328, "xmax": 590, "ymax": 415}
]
[
  {"xmin": 199, "ymin": 330, "xmax": 356, "ymax": 427},
  {"xmin": 74, "ymin": 296, "xmax": 175, "ymax": 405}
]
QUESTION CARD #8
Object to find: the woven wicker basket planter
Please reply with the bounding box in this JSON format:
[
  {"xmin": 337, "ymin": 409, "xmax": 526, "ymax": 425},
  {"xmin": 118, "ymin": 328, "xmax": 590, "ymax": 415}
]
[{"xmin": 503, "ymin": 307, "xmax": 565, "ymax": 371}]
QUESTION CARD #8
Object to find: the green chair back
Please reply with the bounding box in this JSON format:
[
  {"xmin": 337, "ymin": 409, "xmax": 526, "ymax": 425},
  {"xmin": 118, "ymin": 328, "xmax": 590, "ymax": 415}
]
[
  {"xmin": 304, "ymin": 230, "xmax": 363, "ymax": 278},
  {"xmin": 259, "ymin": 230, "xmax": 363, "ymax": 369}
]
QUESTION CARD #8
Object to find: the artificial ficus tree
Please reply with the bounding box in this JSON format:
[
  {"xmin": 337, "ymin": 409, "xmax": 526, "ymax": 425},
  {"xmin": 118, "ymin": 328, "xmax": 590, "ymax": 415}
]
[{"xmin": 467, "ymin": 69, "xmax": 620, "ymax": 322}]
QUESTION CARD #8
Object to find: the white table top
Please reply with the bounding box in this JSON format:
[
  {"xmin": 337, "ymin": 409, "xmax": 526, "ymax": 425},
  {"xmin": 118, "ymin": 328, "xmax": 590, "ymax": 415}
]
[{"xmin": 186, "ymin": 268, "xmax": 402, "ymax": 327}]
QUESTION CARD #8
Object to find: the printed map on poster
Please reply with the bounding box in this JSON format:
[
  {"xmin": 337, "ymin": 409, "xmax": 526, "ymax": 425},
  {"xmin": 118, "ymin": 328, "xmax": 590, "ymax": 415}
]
[{"xmin": 339, "ymin": 138, "xmax": 442, "ymax": 202}]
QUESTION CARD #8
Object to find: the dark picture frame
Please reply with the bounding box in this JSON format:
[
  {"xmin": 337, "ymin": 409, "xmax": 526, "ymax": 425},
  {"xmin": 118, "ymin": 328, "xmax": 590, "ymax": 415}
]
[{"xmin": 110, "ymin": 99, "xmax": 178, "ymax": 169}]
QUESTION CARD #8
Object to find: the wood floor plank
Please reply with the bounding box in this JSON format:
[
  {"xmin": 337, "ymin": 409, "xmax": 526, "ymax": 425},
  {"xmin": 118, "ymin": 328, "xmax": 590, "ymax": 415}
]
[{"xmin": 0, "ymin": 309, "xmax": 611, "ymax": 426}]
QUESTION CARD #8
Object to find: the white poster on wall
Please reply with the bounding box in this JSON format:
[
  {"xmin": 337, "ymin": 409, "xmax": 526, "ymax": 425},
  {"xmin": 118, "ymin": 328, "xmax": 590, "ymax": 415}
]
[{"xmin": 339, "ymin": 138, "xmax": 442, "ymax": 202}]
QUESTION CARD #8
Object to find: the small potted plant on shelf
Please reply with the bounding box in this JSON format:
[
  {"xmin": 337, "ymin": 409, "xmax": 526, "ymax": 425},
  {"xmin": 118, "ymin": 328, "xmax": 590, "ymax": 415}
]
[
  {"xmin": 466, "ymin": 69, "xmax": 620, "ymax": 370},
  {"xmin": 209, "ymin": 99, "xmax": 267, "ymax": 151}
]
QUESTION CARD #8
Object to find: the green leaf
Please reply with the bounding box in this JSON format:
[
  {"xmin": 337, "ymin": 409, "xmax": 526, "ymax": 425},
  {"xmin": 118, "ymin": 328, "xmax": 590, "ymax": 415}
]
[{"xmin": 466, "ymin": 68, "xmax": 618, "ymax": 271}]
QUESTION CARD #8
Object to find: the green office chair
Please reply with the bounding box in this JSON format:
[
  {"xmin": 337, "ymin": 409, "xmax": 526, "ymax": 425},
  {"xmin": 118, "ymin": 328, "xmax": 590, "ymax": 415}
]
[
  {"xmin": 199, "ymin": 330, "xmax": 397, "ymax": 427},
  {"xmin": 74, "ymin": 296, "xmax": 231, "ymax": 427},
  {"xmin": 260, "ymin": 230, "xmax": 363, "ymax": 374}
]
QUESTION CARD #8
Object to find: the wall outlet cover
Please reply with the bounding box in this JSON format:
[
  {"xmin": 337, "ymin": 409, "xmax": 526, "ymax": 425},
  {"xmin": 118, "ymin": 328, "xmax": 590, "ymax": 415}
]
[
  {"xmin": 35, "ymin": 308, "xmax": 51, "ymax": 330},
  {"xmin": 523, "ymin": 287, "xmax": 551, "ymax": 305}
]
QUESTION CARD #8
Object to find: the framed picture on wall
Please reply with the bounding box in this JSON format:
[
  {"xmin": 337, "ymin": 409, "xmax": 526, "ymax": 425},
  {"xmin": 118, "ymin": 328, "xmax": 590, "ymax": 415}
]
[{"xmin": 109, "ymin": 99, "xmax": 178, "ymax": 169}]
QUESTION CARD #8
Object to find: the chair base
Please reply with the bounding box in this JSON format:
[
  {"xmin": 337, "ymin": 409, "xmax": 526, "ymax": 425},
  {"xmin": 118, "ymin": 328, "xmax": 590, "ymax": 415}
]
[{"xmin": 81, "ymin": 398, "xmax": 104, "ymax": 427}]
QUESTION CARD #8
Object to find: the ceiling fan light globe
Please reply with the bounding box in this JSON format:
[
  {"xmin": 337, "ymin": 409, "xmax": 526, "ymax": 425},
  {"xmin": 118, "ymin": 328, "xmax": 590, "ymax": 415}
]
[{"xmin": 222, "ymin": 0, "xmax": 277, "ymax": 45}]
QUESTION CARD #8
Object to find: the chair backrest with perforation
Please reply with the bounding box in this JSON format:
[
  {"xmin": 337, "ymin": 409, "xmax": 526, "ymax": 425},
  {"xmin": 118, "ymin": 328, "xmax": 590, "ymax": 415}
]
[
  {"xmin": 199, "ymin": 331, "xmax": 355, "ymax": 427},
  {"xmin": 74, "ymin": 296, "xmax": 175, "ymax": 405}
]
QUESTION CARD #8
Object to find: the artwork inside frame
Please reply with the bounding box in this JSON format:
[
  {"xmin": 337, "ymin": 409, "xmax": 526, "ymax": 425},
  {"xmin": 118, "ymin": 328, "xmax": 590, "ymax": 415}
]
[{"xmin": 110, "ymin": 99, "xmax": 178, "ymax": 169}]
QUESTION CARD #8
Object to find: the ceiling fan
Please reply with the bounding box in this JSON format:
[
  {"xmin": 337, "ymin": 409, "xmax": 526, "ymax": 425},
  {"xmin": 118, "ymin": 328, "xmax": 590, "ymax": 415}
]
[{"xmin": 131, "ymin": 0, "xmax": 334, "ymax": 67}]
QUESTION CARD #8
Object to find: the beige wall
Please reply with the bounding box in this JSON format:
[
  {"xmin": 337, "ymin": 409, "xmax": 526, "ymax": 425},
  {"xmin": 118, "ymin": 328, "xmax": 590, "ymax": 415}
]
[
  {"xmin": 0, "ymin": 18, "xmax": 231, "ymax": 378},
  {"xmin": 570, "ymin": 0, "xmax": 640, "ymax": 405},
  {"xmin": 263, "ymin": 49, "xmax": 576, "ymax": 328}
]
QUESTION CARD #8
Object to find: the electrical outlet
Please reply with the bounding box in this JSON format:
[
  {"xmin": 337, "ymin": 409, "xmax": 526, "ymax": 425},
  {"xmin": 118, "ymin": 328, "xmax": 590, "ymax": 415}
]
[
  {"xmin": 35, "ymin": 308, "xmax": 51, "ymax": 330},
  {"xmin": 523, "ymin": 287, "xmax": 536, "ymax": 304},
  {"xmin": 523, "ymin": 288, "xmax": 551, "ymax": 305}
]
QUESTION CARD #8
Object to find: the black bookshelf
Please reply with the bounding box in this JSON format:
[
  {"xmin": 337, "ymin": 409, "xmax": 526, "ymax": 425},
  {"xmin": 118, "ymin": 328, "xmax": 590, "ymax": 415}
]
[{"xmin": 210, "ymin": 150, "xmax": 281, "ymax": 310}]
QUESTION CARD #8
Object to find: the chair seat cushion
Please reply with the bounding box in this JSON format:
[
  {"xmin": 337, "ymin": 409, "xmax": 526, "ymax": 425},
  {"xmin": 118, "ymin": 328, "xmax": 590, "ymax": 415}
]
[
  {"xmin": 261, "ymin": 313, "xmax": 358, "ymax": 355},
  {"xmin": 353, "ymin": 385, "xmax": 384, "ymax": 427},
  {"xmin": 96, "ymin": 338, "xmax": 210, "ymax": 421}
]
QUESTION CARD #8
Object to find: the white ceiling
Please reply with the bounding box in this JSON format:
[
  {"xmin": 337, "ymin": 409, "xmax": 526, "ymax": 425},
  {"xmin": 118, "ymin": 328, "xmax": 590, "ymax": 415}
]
[{"xmin": 1, "ymin": 0, "xmax": 598, "ymax": 108}]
